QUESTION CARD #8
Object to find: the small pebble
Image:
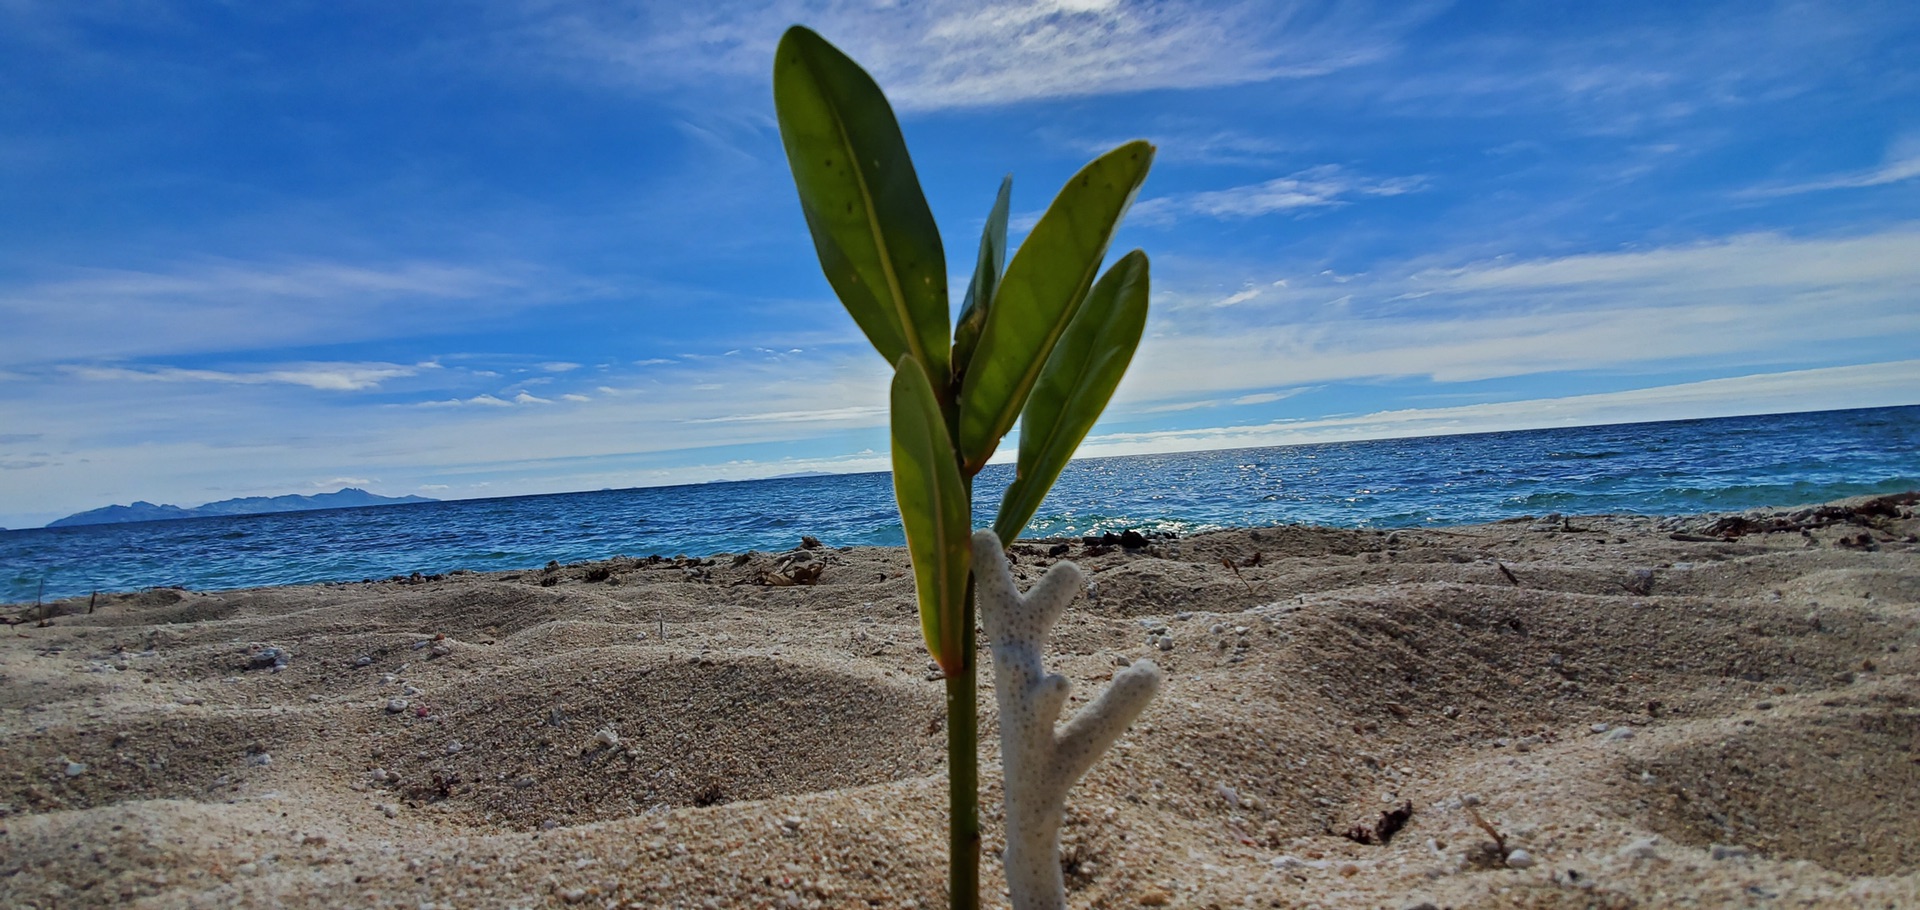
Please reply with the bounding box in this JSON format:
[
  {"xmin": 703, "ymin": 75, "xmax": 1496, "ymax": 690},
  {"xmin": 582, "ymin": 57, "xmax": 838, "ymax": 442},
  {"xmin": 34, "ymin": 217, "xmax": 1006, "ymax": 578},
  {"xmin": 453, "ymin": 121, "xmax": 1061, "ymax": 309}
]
[
  {"xmin": 1604, "ymin": 727, "xmax": 1635, "ymax": 742},
  {"xmin": 594, "ymin": 727, "xmax": 621, "ymax": 748},
  {"xmin": 1590, "ymin": 723, "xmax": 1610, "ymax": 734},
  {"xmin": 381, "ymin": 803, "xmax": 399, "ymax": 818},
  {"xmin": 430, "ymin": 643, "xmax": 453, "ymax": 659},
  {"xmin": 353, "ymin": 655, "xmax": 373, "ymax": 667},
  {"xmin": 445, "ymin": 741, "xmax": 463, "ymax": 755},
  {"xmin": 247, "ymin": 647, "xmax": 289, "ymax": 671},
  {"xmin": 247, "ymin": 752, "xmax": 271, "ymax": 767},
  {"xmin": 386, "ymin": 698, "xmax": 410, "ymax": 714},
  {"xmin": 1505, "ymin": 849, "xmax": 1535, "ymax": 869},
  {"xmin": 64, "ymin": 760, "xmax": 87, "ymax": 777},
  {"xmin": 1710, "ymin": 843, "xmax": 1750, "ymax": 861},
  {"xmin": 1114, "ymin": 655, "xmax": 1131, "ymax": 667},
  {"xmin": 1617, "ymin": 836, "xmax": 1661, "ymax": 861},
  {"xmin": 1156, "ymin": 637, "xmax": 1174, "ymax": 652}
]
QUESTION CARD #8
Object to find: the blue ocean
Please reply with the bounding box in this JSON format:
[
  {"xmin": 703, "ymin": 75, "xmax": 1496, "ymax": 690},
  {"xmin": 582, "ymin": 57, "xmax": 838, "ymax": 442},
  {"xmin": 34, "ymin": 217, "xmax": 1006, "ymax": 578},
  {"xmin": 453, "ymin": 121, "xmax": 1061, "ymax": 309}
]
[{"xmin": 4, "ymin": 405, "xmax": 1916, "ymax": 603}]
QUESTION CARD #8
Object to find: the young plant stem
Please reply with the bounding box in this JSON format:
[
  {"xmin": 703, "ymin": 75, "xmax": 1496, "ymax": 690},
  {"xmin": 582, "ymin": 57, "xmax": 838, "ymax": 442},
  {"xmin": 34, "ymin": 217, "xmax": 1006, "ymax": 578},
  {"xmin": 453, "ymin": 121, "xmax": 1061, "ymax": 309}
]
[
  {"xmin": 944, "ymin": 580, "xmax": 979, "ymax": 910},
  {"xmin": 946, "ymin": 456, "xmax": 980, "ymax": 910}
]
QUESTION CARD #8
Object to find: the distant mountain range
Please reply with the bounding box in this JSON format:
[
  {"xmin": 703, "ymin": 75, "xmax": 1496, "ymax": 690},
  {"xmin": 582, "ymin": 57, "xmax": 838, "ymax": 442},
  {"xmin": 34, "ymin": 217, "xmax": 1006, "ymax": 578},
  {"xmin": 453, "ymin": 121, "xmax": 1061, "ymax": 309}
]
[{"xmin": 48, "ymin": 488, "xmax": 438, "ymax": 528}]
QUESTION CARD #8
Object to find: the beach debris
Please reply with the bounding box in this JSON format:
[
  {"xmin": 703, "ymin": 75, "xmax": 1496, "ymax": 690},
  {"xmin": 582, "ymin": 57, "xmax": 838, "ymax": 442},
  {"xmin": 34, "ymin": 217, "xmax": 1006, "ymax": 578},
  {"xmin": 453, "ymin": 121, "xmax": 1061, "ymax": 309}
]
[
  {"xmin": 973, "ymin": 530, "xmax": 1161, "ymax": 910},
  {"xmin": 1505, "ymin": 848, "xmax": 1535, "ymax": 869},
  {"xmin": 1342, "ymin": 801, "xmax": 1414, "ymax": 846},
  {"xmin": 1463, "ymin": 804, "xmax": 1514, "ymax": 869},
  {"xmin": 593, "ymin": 726, "xmax": 621, "ymax": 749},
  {"xmin": 63, "ymin": 759, "xmax": 87, "ymax": 777},
  {"xmin": 760, "ymin": 553, "xmax": 824, "ymax": 587},
  {"xmin": 245, "ymin": 645, "xmax": 289, "ymax": 671},
  {"xmin": 1617, "ymin": 836, "xmax": 1661, "ymax": 862},
  {"xmin": 1221, "ymin": 558, "xmax": 1256, "ymax": 594},
  {"xmin": 1079, "ymin": 529, "xmax": 1154, "ymax": 550}
]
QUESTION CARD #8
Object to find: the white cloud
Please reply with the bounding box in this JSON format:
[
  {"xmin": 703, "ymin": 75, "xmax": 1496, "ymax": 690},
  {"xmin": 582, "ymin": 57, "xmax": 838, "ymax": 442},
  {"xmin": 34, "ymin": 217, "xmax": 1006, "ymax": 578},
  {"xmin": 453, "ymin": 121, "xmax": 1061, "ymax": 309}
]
[
  {"xmin": 685, "ymin": 404, "xmax": 887, "ymax": 425},
  {"xmin": 1130, "ymin": 225, "xmax": 1920, "ymax": 400},
  {"xmin": 66, "ymin": 362, "xmax": 424, "ymax": 391},
  {"xmin": 1085, "ymin": 361, "xmax": 1920, "ymax": 458},
  {"xmin": 418, "ymin": 393, "xmax": 518, "ymax": 408},
  {"xmin": 513, "ymin": 391, "xmax": 552, "ymax": 404},
  {"xmin": 1740, "ymin": 151, "xmax": 1920, "ymax": 198},
  {"xmin": 562, "ymin": 393, "xmax": 591, "ymax": 402},
  {"xmin": 539, "ymin": 361, "xmax": 582, "ymax": 372},
  {"xmin": 1132, "ymin": 165, "xmax": 1423, "ymax": 225},
  {"xmin": 518, "ymin": 0, "xmax": 1428, "ymax": 110},
  {"xmin": 1231, "ymin": 391, "xmax": 1300, "ymax": 406},
  {"xmin": 0, "ymin": 259, "xmax": 527, "ymax": 365}
]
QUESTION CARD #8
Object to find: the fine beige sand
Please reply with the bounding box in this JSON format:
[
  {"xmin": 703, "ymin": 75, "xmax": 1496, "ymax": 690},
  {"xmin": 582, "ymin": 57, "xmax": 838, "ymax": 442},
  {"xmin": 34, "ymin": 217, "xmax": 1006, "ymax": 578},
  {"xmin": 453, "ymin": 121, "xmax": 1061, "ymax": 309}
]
[{"xmin": 3, "ymin": 494, "xmax": 1917, "ymax": 909}]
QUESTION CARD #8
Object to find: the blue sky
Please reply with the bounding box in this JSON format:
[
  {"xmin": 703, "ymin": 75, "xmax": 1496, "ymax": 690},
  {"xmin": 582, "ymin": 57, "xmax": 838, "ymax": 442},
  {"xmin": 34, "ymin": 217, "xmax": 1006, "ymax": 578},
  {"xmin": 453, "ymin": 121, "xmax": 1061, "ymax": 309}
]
[{"xmin": 2, "ymin": 0, "xmax": 1917, "ymax": 528}]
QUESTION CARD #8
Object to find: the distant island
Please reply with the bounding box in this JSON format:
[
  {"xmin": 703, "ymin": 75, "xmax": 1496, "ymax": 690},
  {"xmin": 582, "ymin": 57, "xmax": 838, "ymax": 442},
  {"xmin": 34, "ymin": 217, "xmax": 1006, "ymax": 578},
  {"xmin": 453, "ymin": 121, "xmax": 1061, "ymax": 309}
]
[{"xmin": 48, "ymin": 488, "xmax": 438, "ymax": 528}]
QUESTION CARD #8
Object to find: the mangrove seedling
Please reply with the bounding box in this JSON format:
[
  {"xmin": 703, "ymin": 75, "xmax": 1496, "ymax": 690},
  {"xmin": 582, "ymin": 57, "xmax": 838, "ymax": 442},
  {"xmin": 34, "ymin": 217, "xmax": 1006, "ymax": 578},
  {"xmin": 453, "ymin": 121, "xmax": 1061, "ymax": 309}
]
[{"xmin": 774, "ymin": 24, "xmax": 1156, "ymax": 910}]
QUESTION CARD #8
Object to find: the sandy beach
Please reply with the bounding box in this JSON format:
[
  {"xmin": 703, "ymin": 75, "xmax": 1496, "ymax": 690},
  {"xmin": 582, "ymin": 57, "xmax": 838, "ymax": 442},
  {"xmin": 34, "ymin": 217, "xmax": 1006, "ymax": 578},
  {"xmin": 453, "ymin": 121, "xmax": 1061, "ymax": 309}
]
[{"xmin": 3, "ymin": 493, "xmax": 1916, "ymax": 909}]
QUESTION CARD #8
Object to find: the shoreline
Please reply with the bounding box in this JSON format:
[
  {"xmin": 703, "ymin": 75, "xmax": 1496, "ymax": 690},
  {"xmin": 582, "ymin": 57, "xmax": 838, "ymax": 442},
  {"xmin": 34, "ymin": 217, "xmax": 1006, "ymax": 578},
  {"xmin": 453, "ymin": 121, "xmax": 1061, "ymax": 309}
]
[
  {"xmin": 10, "ymin": 491, "xmax": 1916, "ymax": 615},
  {"xmin": 3, "ymin": 494, "xmax": 1917, "ymax": 907}
]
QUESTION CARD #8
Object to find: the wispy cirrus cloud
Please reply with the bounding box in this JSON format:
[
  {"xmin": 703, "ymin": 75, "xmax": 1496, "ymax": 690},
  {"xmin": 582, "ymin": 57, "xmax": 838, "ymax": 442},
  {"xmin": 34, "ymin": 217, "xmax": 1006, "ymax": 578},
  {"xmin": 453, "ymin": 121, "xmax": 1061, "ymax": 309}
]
[
  {"xmin": 1126, "ymin": 225, "xmax": 1920, "ymax": 404},
  {"xmin": 511, "ymin": 0, "xmax": 1434, "ymax": 110},
  {"xmin": 1739, "ymin": 149, "xmax": 1920, "ymax": 198},
  {"xmin": 0, "ymin": 259, "xmax": 531, "ymax": 365},
  {"xmin": 66, "ymin": 362, "xmax": 436, "ymax": 391},
  {"xmin": 1086, "ymin": 361, "xmax": 1920, "ymax": 458},
  {"xmin": 1130, "ymin": 165, "xmax": 1424, "ymax": 225},
  {"xmin": 420, "ymin": 390, "xmax": 559, "ymax": 408}
]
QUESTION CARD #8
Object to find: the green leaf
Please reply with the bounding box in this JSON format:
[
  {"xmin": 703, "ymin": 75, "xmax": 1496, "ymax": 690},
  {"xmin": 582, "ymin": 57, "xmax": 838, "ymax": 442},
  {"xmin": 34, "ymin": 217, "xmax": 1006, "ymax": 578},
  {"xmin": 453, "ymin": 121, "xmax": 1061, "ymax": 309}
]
[
  {"xmin": 773, "ymin": 26, "xmax": 950, "ymax": 391},
  {"xmin": 957, "ymin": 140, "xmax": 1153, "ymax": 473},
  {"xmin": 888, "ymin": 354, "xmax": 974, "ymax": 677},
  {"xmin": 993, "ymin": 250, "xmax": 1149, "ymax": 545},
  {"xmin": 951, "ymin": 175, "xmax": 1011, "ymax": 382}
]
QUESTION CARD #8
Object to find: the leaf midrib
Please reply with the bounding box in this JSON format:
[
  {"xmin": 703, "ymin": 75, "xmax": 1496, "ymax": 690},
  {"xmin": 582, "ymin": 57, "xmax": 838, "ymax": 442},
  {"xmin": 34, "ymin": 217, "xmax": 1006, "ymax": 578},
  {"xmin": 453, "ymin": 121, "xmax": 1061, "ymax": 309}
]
[{"xmin": 817, "ymin": 59, "xmax": 930, "ymax": 376}]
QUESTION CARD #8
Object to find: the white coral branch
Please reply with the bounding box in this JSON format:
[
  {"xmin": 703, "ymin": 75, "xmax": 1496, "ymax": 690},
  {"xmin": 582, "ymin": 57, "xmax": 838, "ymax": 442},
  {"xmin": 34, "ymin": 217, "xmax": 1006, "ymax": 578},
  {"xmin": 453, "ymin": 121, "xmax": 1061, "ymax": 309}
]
[{"xmin": 973, "ymin": 530, "xmax": 1162, "ymax": 910}]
